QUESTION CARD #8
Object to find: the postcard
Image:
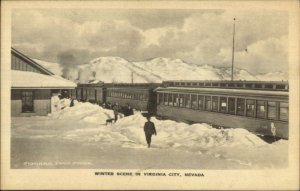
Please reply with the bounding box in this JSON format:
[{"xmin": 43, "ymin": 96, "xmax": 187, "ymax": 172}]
[{"xmin": 1, "ymin": 0, "xmax": 299, "ymax": 190}]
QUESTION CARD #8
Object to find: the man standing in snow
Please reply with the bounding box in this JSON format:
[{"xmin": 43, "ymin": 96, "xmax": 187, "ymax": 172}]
[
  {"xmin": 144, "ymin": 116, "xmax": 157, "ymax": 148},
  {"xmin": 113, "ymin": 103, "xmax": 119, "ymax": 122},
  {"xmin": 124, "ymin": 104, "xmax": 134, "ymax": 117}
]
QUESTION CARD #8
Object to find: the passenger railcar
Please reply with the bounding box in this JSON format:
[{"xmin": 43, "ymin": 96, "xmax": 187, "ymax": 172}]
[
  {"xmin": 105, "ymin": 83, "xmax": 159, "ymax": 115},
  {"xmin": 76, "ymin": 82, "xmax": 105, "ymax": 103},
  {"xmin": 155, "ymin": 80, "xmax": 289, "ymax": 139}
]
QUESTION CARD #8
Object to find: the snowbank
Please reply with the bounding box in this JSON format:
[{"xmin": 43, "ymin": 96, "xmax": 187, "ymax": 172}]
[
  {"xmin": 54, "ymin": 102, "xmax": 268, "ymax": 149},
  {"xmin": 50, "ymin": 101, "xmax": 115, "ymax": 124},
  {"xmin": 12, "ymin": 102, "xmax": 288, "ymax": 168}
]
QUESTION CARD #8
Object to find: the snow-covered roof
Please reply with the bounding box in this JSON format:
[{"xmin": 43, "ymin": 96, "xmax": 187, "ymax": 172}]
[
  {"xmin": 12, "ymin": 70, "xmax": 76, "ymax": 89},
  {"xmin": 11, "ymin": 48, "xmax": 54, "ymax": 75}
]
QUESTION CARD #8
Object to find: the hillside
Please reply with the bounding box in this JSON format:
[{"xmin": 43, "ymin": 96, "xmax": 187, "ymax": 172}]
[{"xmin": 33, "ymin": 57, "xmax": 288, "ymax": 83}]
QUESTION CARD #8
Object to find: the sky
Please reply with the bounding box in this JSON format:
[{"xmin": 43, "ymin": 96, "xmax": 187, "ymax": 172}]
[{"xmin": 12, "ymin": 9, "xmax": 288, "ymax": 74}]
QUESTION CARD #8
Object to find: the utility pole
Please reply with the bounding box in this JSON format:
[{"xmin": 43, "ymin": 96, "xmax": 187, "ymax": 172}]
[
  {"xmin": 131, "ymin": 72, "xmax": 133, "ymax": 84},
  {"xmin": 231, "ymin": 18, "xmax": 236, "ymax": 81}
]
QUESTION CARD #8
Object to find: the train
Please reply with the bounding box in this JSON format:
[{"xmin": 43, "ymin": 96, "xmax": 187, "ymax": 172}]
[{"xmin": 64, "ymin": 80, "xmax": 289, "ymax": 139}]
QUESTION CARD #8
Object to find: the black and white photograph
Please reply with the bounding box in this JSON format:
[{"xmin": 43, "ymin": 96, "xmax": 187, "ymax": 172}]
[{"xmin": 1, "ymin": 0, "xmax": 299, "ymax": 190}]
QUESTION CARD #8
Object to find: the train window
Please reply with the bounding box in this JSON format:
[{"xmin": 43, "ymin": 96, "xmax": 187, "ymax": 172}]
[
  {"xmin": 185, "ymin": 95, "xmax": 191, "ymax": 108},
  {"xmin": 205, "ymin": 96, "xmax": 211, "ymax": 111},
  {"xmin": 245, "ymin": 84, "xmax": 253, "ymax": 88},
  {"xmin": 212, "ymin": 96, "xmax": 218, "ymax": 112},
  {"xmin": 187, "ymin": 82, "xmax": 191, "ymax": 86},
  {"xmin": 192, "ymin": 83, "xmax": 197, "ymax": 86},
  {"xmin": 236, "ymin": 83, "xmax": 243, "ymax": 87},
  {"xmin": 236, "ymin": 98, "xmax": 245, "ymax": 115},
  {"xmin": 205, "ymin": 83, "xmax": 211, "ymax": 87},
  {"xmin": 265, "ymin": 84, "xmax": 273, "ymax": 89},
  {"xmin": 174, "ymin": 94, "xmax": 179, "ymax": 106},
  {"xmin": 276, "ymin": 85, "xmax": 285, "ymax": 89},
  {"xmin": 191, "ymin": 95, "xmax": 197, "ymax": 109},
  {"xmin": 168, "ymin": 94, "xmax": 173, "ymax": 106},
  {"xmin": 95, "ymin": 90, "xmax": 97, "ymax": 101},
  {"xmin": 198, "ymin": 95, "xmax": 204, "ymax": 110},
  {"xmin": 212, "ymin": 83, "xmax": 219, "ymax": 87},
  {"xmin": 158, "ymin": 94, "xmax": 163, "ymax": 105},
  {"xmin": 180, "ymin": 82, "xmax": 185, "ymax": 86},
  {"xmin": 256, "ymin": 100, "xmax": 266, "ymax": 118},
  {"xmin": 164, "ymin": 93, "xmax": 168, "ymax": 105},
  {"xmin": 179, "ymin": 94, "xmax": 184, "ymax": 107},
  {"xmin": 228, "ymin": 83, "xmax": 235, "ymax": 87},
  {"xmin": 175, "ymin": 82, "xmax": 180, "ymax": 86},
  {"xmin": 198, "ymin": 83, "xmax": 204, "ymax": 87},
  {"xmin": 246, "ymin": 99, "xmax": 255, "ymax": 117},
  {"xmin": 144, "ymin": 94, "xmax": 148, "ymax": 100},
  {"xmin": 220, "ymin": 83, "xmax": 226, "ymax": 87},
  {"xmin": 279, "ymin": 102, "xmax": 288, "ymax": 121},
  {"xmin": 268, "ymin": 101, "xmax": 276, "ymax": 120},
  {"xmin": 228, "ymin": 97, "xmax": 235, "ymax": 114},
  {"xmin": 220, "ymin": 97, "xmax": 227, "ymax": 113},
  {"xmin": 255, "ymin": 84, "xmax": 263, "ymax": 88}
]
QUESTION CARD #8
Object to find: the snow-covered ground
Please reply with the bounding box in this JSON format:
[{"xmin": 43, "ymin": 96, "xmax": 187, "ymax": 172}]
[{"xmin": 11, "ymin": 102, "xmax": 288, "ymax": 169}]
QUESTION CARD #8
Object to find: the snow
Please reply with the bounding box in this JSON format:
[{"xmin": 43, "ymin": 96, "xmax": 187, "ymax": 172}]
[
  {"xmin": 33, "ymin": 59, "xmax": 63, "ymax": 76},
  {"xmin": 31, "ymin": 57, "xmax": 288, "ymax": 83},
  {"xmin": 77, "ymin": 57, "xmax": 288, "ymax": 83},
  {"xmin": 11, "ymin": 70, "xmax": 77, "ymax": 88},
  {"xmin": 12, "ymin": 102, "xmax": 288, "ymax": 168}
]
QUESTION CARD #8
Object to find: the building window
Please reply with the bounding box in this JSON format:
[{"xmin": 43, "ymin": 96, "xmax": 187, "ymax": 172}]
[
  {"xmin": 246, "ymin": 99, "xmax": 255, "ymax": 117},
  {"xmin": 185, "ymin": 94, "xmax": 191, "ymax": 108},
  {"xmin": 279, "ymin": 102, "xmax": 288, "ymax": 121},
  {"xmin": 212, "ymin": 96, "xmax": 218, "ymax": 112},
  {"xmin": 228, "ymin": 97, "xmax": 235, "ymax": 114},
  {"xmin": 191, "ymin": 95, "xmax": 197, "ymax": 109},
  {"xmin": 198, "ymin": 95, "xmax": 204, "ymax": 110},
  {"xmin": 22, "ymin": 91, "xmax": 34, "ymax": 112},
  {"xmin": 237, "ymin": 98, "xmax": 245, "ymax": 116},
  {"xmin": 205, "ymin": 96, "xmax": 211, "ymax": 111},
  {"xmin": 256, "ymin": 100, "xmax": 266, "ymax": 118},
  {"xmin": 268, "ymin": 101, "xmax": 276, "ymax": 119},
  {"xmin": 220, "ymin": 97, "xmax": 227, "ymax": 113}
]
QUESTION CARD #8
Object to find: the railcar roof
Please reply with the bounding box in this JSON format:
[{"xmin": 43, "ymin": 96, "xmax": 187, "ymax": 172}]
[
  {"xmin": 163, "ymin": 80, "xmax": 288, "ymax": 83},
  {"xmin": 155, "ymin": 87, "xmax": 289, "ymax": 96}
]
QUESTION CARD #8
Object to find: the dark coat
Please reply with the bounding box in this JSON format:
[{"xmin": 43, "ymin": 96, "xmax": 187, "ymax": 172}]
[
  {"xmin": 113, "ymin": 105, "xmax": 119, "ymax": 115},
  {"xmin": 128, "ymin": 108, "xmax": 134, "ymax": 116},
  {"xmin": 144, "ymin": 121, "xmax": 157, "ymax": 135}
]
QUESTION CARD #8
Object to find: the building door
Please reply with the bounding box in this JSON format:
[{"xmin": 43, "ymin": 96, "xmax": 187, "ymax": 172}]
[{"xmin": 21, "ymin": 90, "xmax": 34, "ymax": 112}]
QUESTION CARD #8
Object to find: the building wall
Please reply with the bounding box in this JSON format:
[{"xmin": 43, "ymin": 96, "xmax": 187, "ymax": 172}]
[{"xmin": 11, "ymin": 89, "xmax": 52, "ymax": 117}]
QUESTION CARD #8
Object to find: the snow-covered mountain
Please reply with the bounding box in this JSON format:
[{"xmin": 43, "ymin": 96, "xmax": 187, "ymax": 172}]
[{"xmin": 33, "ymin": 57, "xmax": 288, "ymax": 83}]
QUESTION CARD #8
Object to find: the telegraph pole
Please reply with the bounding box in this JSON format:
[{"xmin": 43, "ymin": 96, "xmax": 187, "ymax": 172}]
[
  {"xmin": 231, "ymin": 18, "xmax": 236, "ymax": 81},
  {"xmin": 131, "ymin": 72, "xmax": 133, "ymax": 84}
]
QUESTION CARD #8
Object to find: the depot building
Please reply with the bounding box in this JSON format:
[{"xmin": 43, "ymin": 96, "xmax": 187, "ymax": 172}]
[{"xmin": 11, "ymin": 48, "xmax": 76, "ymax": 116}]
